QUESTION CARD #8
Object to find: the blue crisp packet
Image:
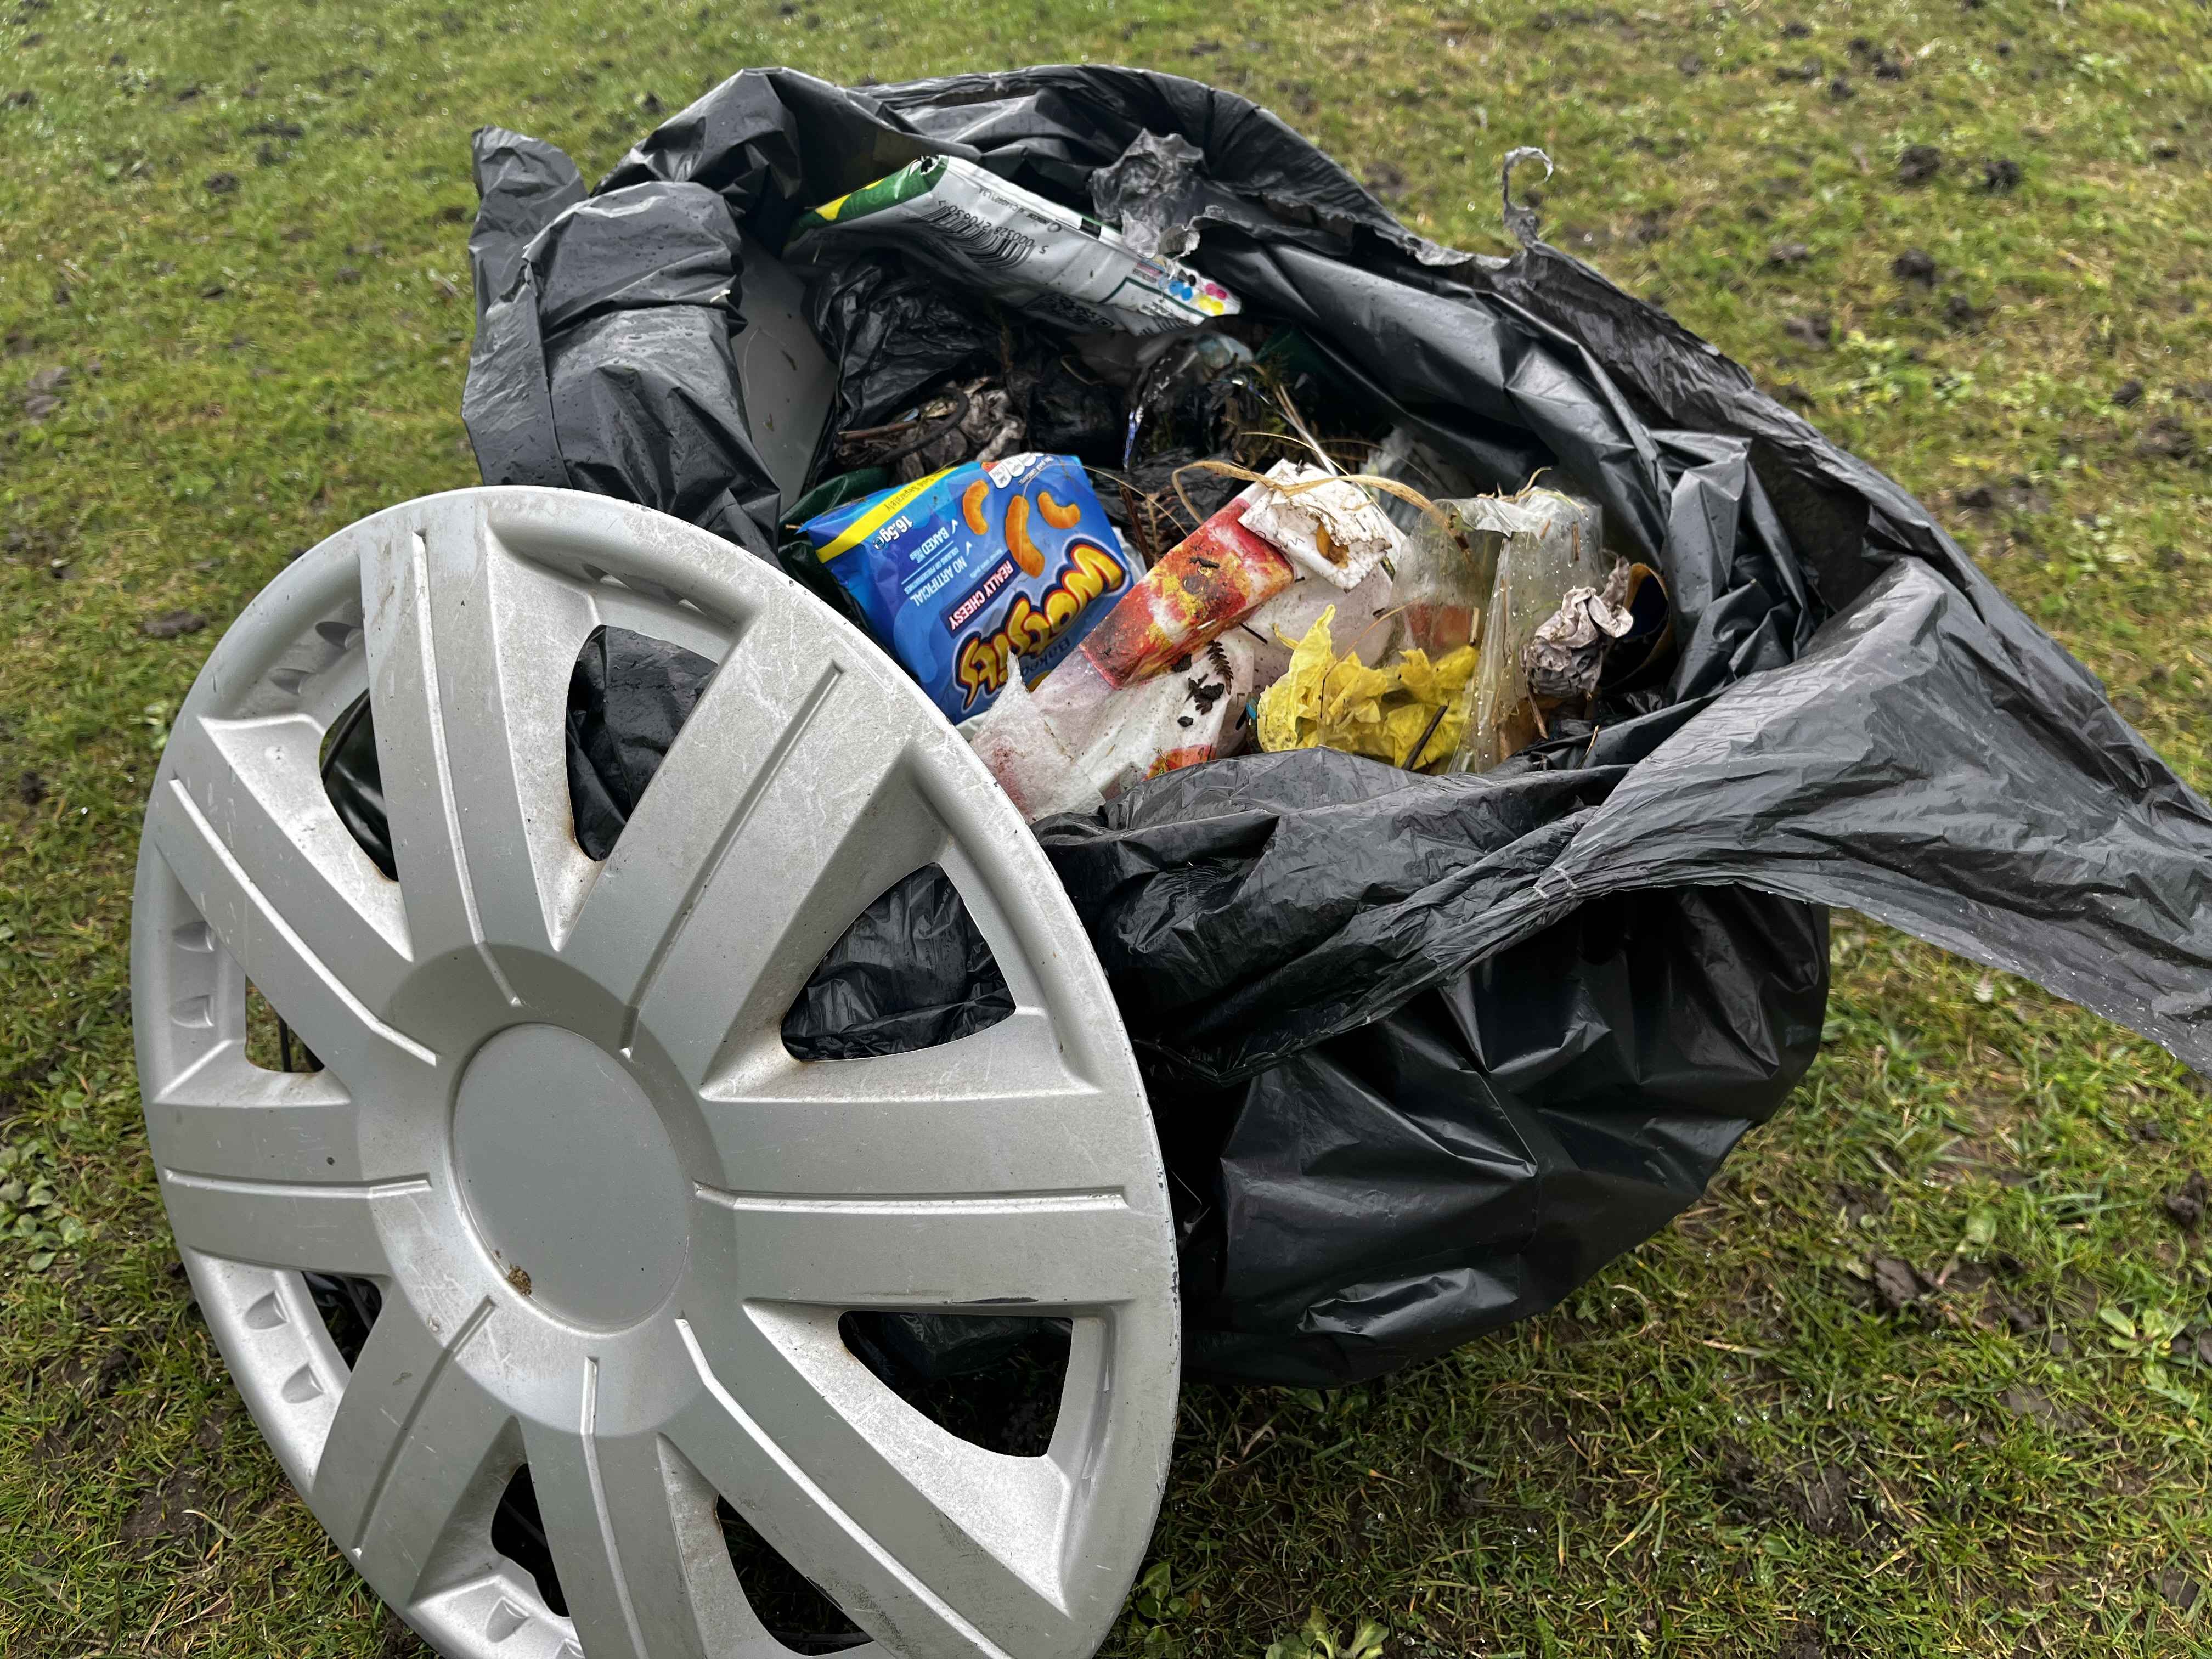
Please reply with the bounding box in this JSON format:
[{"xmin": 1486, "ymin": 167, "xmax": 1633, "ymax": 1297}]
[{"xmin": 799, "ymin": 453, "xmax": 1133, "ymax": 723}]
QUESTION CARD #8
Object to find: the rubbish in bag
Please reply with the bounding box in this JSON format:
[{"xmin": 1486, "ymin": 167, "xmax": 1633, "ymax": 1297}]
[
  {"xmin": 1521, "ymin": 562, "xmax": 1637, "ymax": 705},
  {"xmin": 955, "ymin": 653, "xmax": 1083, "ymax": 820},
  {"xmin": 797, "ymin": 452, "xmax": 1130, "ymax": 722},
  {"xmin": 1007, "ymin": 349, "xmax": 1125, "ymax": 466},
  {"xmin": 1122, "ymin": 328, "xmax": 1259, "ymax": 466},
  {"xmin": 959, "ymin": 462, "xmax": 1383, "ymax": 812},
  {"xmin": 1387, "ymin": 496, "xmax": 1497, "ymax": 660},
  {"xmin": 1238, "ymin": 459, "xmax": 1405, "ymax": 590},
  {"xmin": 1255, "ymin": 605, "xmax": 1474, "ymax": 770},
  {"xmin": 1237, "ymin": 561, "xmax": 1397, "ymax": 690},
  {"xmin": 1075, "ymin": 492, "xmax": 1293, "ymax": 690},
  {"xmin": 1065, "ymin": 323, "xmax": 1279, "ymax": 543},
  {"xmin": 1088, "ymin": 129, "xmax": 1211, "ymax": 259},
  {"xmin": 1071, "ymin": 321, "xmax": 1252, "ymax": 393},
  {"xmin": 1103, "ymin": 443, "xmax": 1248, "ymax": 563},
  {"xmin": 438, "ymin": 68, "xmax": 2212, "ymax": 1389},
  {"xmin": 787, "ymin": 154, "xmax": 1240, "ymax": 335},
  {"xmin": 1522, "ymin": 560, "xmax": 1674, "ymax": 706},
  {"xmin": 962, "ymin": 634, "xmax": 1254, "ymax": 821},
  {"xmin": 1597, "ymin": 561, "xmax": 1675, "ymax": 693},
  {"xmin": 1366, "ymin": 424, "xmax": 1483, "ymax": 538},
  {"xmin": 834, "ymin": 372, "xmax": 1027, "ymax": 483},
  {"xmin": 1453, "ymin": 488, "xmax": 1607, "ymax": 772},
  {"xmin": 1206, "ymin": 456, "xmax": 1410, "ymax": 686},
  {"xmin": 1079, "ymin": 633, "xmax": 1252, "ymax": 785},
  {"xmin": 963, "ymin": 493, "xmax": 1290, "ymax": 810},
  {"xmin": 807, "ymin": 252, "xmax": 1000, "ymax": 435}
]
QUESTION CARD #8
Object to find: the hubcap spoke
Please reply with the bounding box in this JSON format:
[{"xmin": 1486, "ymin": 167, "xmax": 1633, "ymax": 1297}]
[
  {"xmin": 692, "ymin": 1186, "xmax": 1161, "ymax": 1311},
  {"xmin": 312, "ymin": 1293, "xmax": 512, "ymax": 1592},
  {"xmin": 557, "ymin": 599, "xmax": 856, "ymax": 1013},
  {"xmin": 359, "ymin": 510, "xmax": 599, "ymax": 966},
  {"xmin": 668, "ymin": 1304, "xmax": 1163, "ymax": 1659},
  {"xmin": 620, "ymin": 689, "xmax": 939, "ymax": 1092},
  {"xmin": 145, "ymin": 733, "xmax": 435, "ymax": 1090},
  {"xmin": 331, "ymin": 1318, "xmax": 522, "ymax": 1601},
  {"xmin": 156, "ymin": 1166, "xmax": 428, "ymax": 1277},
  {"xmin": 691, "ymin": 1013, "xmax": 1147, "ymax": 1198},
  {"xmin": 520, "ymin": 1388, "xmax": 741, "ymax": 1659},
  {"xmin": 144, "ymin": 1058, "xmax": 369, "ymax": 1183}
]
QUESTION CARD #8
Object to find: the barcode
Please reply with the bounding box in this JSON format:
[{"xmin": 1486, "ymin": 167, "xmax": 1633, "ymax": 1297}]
[{"xmin": 921, "ymin": 201, "xmax": 1037, "ymax": 270}]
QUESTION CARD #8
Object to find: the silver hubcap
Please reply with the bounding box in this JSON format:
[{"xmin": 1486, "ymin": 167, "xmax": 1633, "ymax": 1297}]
[{"xmin": 129, "ymin": 488, "xmax": 1180, "ymax": 1659}]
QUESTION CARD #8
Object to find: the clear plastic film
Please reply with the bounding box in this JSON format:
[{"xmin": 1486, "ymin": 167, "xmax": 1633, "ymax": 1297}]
[{"xmin": 1390, "ymin": 495, "xmax": 1504, "ymax": 660}]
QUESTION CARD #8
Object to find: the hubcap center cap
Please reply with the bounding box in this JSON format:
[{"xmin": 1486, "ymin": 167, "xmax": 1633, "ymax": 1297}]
[{"xmin": 453, "ymin": 1024, "xmax": 689, "ymax": 1328}]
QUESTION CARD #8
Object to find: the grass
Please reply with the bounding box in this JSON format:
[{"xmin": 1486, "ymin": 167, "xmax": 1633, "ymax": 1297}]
[{"xmin": 3, "ymin": 0, "xmax": 2211, "ymax": 1653}]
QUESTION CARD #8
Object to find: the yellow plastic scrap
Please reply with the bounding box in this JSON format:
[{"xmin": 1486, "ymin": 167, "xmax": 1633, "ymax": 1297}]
[{"xmin": 1256, "ymin": 607, "xmax": 1479, "ymax": 771}]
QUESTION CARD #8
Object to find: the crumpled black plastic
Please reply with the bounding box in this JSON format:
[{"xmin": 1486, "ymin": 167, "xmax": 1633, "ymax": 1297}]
[
  {"xmin": 800, "ymin": 261, "xmax": 1127, "ymax": 473},
  {"xmin": 464, "ymin": 132, "xmax": 782, "ymax": 558},
  {"xmin": 565, "ymin": 625, "xmax": 719, "ymax": 860},
  {"xmin": 394, "ymin": 65, "xmax": 2212, "ymax": 1386},
  {"xmin": 320, "ymin": 693, "xmax": 393, "ymax": 881},
  {"xmin": 838, "ymin": 1311, "xmax": 1066, "ymax": 1393},
  {"xmin": 1140, "ymin": 881, "xmax": 1829, "ymax": 1383},
  {"xmin": 804, "ymin": 252, "xmax": 998, "ymax": 437},
  {"xmin": 781, "ymin": 865, "xmax": 1013, "ymax": 1062},
  {"xmin": 1006, "ymin": 349, "xmax": 1124, "ymax": 468}
]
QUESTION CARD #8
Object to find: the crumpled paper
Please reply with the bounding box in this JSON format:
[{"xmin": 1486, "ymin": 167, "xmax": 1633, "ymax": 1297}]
[
  {"xmin": 1256, "ymin": 606, "xmax": 1477, "ymax": 770},
  {"xmin": 1521, "ymin": 559, "xmax": 1636, "ymax": 704}
]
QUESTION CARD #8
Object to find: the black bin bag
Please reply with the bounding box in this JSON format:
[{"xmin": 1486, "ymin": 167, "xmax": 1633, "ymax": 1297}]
[{"xmin": 336, "ymin": 66, "xmax": 2212, "ymax": 1387}]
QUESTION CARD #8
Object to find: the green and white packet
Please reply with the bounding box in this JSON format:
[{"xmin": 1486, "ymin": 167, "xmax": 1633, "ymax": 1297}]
[{"xmin": 788, "ymin": 154, "xmax": 1241, "ymax": 335}]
